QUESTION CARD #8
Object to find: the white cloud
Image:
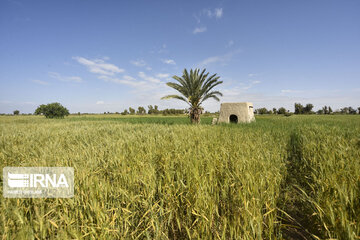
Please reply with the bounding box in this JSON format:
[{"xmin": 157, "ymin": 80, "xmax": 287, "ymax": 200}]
[
  {"xmin": 48, "ymin": 72, "xmax": 82, "ymax": 83},
  {"xmin": 146, "ymin": 66, "xmax": 152, "ymax": 71},
  {"xmin": 96, "ymin": 101, "xmax": 105, "ymax": 105},
  {"xmin": 214, "ymin": 8, "xmax": 223, "ymax": 19},
  {"xmin": 138, "ymin": 72, "xmax": 161, "ymax": 83},
  {"xmin": 99, "ymin": 75, "xmax": 146, "ymax": 88},
  {"xmin": 248, "ymin": 73, "xmax": 258, "ymax": 77},
  {"xmin": 199, "ymin": 49, "xmax": 241, "ymax": 66},
  {"xmin": 130, "ymin": 59, "xmax": 147, "ymax": 67},
  {"xmin": 156, "ymin": 73, "xmax": 170, "ymax": 79},
  {"xmin": 202, "ymin": 8, "xmax": 223, "ymax": 19},
  {"xmin": 252, "ymin": 80, "xmax": 261, "ymax": 84},
  {"xmin": 73, "ymin": 56, "xmax": 124, "ymax": 75},
  {"xmin": 281, "ymin": 89, "xmax": 304, "ymax": 93},
  {"xmin": 32, "ymin": 80, "xmax": 49, "ymax": 85},
  {"xmin": 162, "ymin": 59, "xmax": 176, "ymax": 65},
  {"xmin": 226, "ymin": 40, "xmax": 234, "ymax": 48},
  {"xmin": 193, "ymin": 27, "xmax": 207, "ymax": 34}
]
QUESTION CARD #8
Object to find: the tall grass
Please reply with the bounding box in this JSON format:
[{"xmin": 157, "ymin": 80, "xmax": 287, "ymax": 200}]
[{"xmin": 0, "ymin": 115, "xmax": 359, "ymax": 239}]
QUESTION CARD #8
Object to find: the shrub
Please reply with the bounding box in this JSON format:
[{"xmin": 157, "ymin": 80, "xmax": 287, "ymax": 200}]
[
  {"xmin": 34, "ymin": 103, "xmax": 69, "ymax": 118},
  {"xmin": 13, "ymin": 110, "xmax": 20, "ymax": 115}
]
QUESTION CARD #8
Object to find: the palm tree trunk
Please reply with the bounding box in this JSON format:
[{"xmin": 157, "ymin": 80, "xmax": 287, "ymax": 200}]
[{"xmin": 190, "ymin": 107, "xmax": 201, "ymax": 124}]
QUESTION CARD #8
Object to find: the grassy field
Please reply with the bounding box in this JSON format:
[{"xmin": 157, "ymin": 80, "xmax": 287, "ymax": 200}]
[{"xmin": 0, "ymin": 114, "xmax": 359, "ymax": 239}]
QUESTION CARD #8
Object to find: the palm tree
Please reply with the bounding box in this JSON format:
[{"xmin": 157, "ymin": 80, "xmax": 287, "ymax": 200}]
[{"xmin": 162, "ymin": 68, "xmax": 223, "ymax": 124}]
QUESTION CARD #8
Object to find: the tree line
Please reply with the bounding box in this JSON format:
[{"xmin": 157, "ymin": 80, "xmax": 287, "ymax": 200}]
[
  {"xmin": 255, "ymin": 103, "xmax": 360, "ymax": 115},
  {"xmin": 107, "ymin": 105, "xmax": 187, "ymax": 115}
]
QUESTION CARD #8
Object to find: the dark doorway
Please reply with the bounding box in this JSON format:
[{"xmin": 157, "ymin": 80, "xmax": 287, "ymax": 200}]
[{"xmin": 229, "ymin": 114, "xmax": 238, "ymax": 123}]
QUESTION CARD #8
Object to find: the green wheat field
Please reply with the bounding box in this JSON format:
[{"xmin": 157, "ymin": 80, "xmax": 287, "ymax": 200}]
[{"xmin": 0, "ymin": 115, "xmax": 359, "ymax": 239}]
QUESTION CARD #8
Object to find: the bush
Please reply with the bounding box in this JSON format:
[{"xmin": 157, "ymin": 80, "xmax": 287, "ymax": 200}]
[
  {"xmin": 13, "ymin": 110, "xmax": 20, "ymax": 115},
  {"xmin": 34, "ymin": 103, "xmax": 69, "ymax": 118}
]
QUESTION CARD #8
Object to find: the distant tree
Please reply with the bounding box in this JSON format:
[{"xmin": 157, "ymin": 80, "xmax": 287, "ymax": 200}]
[
  {"xmin": 121, "ymin": 109, "xmax": 129, "ymax": 115},
  {"xmin": 328, "ymin": 106, "xmax": 333, "ymax": 114},
  {"xmin": 137, "ymin": 106, "xmax": 146, "ymax": 115},
  {"xmin": 340, "ymin": 107, "xmax": 349, "ymax": 114},
  {"xmin": 162, "ymin": 68, "xmax": 223, "ymax": 124},
  {"xmin": 294, "ymin": 103, "xmax": 304, "ymax": 114},
  {"xmin": 322, "ymin": 106, "xmax": 328, "ymax": 114},
  {"xmin": 317, "ymin": 109, "xmax": 324, "ymax": 114},
  {"xmin": 154, "ymin": 105, "xmax": 160, "ymax": 114},
  {"xmin": 358, "ymin": 107, "xmax": 360, "ymax": 114},
  {"xmin": 273, "ymin": 108, "xmax": 277, "ymax": 114},
  {"xmin": 129, "ymin": 107, "xmax": 135, "ymax": 115},
  {"xmin": 349, "ymin": 107, "xmax": 357, "ymax": 114},
  {"xmin": 148, "ymin": 105, "xmax": 154, "ymax": 114},
  {"xmin": 268, "ymin": 110, "xmax": 273, "ymax": 114},
  {"xmin": 13, "ymin": 110, "xmax": 20, "ymax": 115},
  {"xmin": 277, "ymin": 107, "xmax": 286, "ymax": 114},
  {"xmin": 304, "ymin": 104, "xmax": 314, "ymax": 114},
  {"xmin": 257, "ymin": 108, "xmax": 268, "ymax": 115},
  {"xmin": 35, "ymin": 104, "xmax": 46, "ymax": 115},
  {"xmin": 34, "ymin": 102, "xmax": 69, "ymax": 118}
]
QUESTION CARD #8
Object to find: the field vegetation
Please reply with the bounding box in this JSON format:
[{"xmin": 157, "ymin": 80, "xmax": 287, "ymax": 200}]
[{"xmin": 0, "ymin": 115, "xmax": 359, "ymax": 239}]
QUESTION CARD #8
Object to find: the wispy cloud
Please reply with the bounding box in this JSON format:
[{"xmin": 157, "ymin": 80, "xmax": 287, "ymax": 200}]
[
  {"xmin": 48, "ymin": 72, "xmax": 82, "ymax": 83},
  {"xmin": 248, "ymin": 73, "xmax": 259, "ymax": 77},
  {"xmin": 96, "ymin": 101, "xmax": 105, "ymax": 105},
  {"xmin": 202, "ymin": 8, "xmax": 223, "ymax": 19},
  {"xmin": 138, "ymin": 72, "xmax": 161, "ymax": 83},
  {"xmin": 226, "ymin": 40, "xmax": 234, "ymax": 48},
  {"xmin": 32, "ymin": 79, "xmax": 49, "ymax": 85},
  {"xmin": 130, "ymin": 59, "xmax": 147, "ymax": 67},
  {"xmin": 199, "ymin": 49, "xmax": 241, "ymax": 66},
  {"xmin": 193, "ymin": 27, "xmax": 207, "ymax": 34},
  {"xmin": 214, "ymin": 8, "xmax": 223, "ymax": 19},
  {"xmin": 73, "ymin": 56, "xmax": 124, "ymax": 75},
  {"xmin": 156, "ymin": 73, "xmax": 170, "ymax": 79},
  {"xmin": 98, "ymin": 75, "xmax": 146, "ymax": 88},
  {"xmin": 162, "ymin": 59, "xmax": 176, "ymax": 65},
  {"xmin": 281, "ymin": 89, "xmax": 304, "ymax": 93}
]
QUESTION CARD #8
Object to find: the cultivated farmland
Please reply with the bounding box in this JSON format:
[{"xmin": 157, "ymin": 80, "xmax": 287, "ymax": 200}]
[{"xmin": 0, "ymin": 115, "xmax": 359, "ymax": 239}]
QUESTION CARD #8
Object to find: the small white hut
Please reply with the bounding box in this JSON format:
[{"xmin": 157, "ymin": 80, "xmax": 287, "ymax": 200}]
[{"xmin": 218, "ymin": 102, "xmax": 255, "ymax": 123}]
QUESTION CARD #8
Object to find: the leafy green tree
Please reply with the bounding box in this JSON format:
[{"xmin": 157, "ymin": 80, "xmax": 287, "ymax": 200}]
[
  {"xmin": 294, "ymin": 103, "xmax": 304, "ymax": 114},
  {"xmin": 148, "ymin": 105, "xmax": 154, "ymax": 114},
  {"xmin": 328, "ymin": 106, "xmax": 333, "ymax": 114},
  {"xmin": 322, "ymin": 106, "xmax": 328, "ymax": 114},
  {"xmin": 349, "ymin": 107, "xmax": 357, "ymax": 114},
  {"xmin": 273, "ymin": 108, "xmax": 277, "ymax": 114},
  {"xmin": 154, "ymin": 105, "xmax": 160, "ymax": 114},
  {"xmin": 358, "ymin": 107, "xmax": 360, "ymax": 114},
  {"xmin": 137, "ymin": 106, "xmax": 146, "ymax": 115},
  {"xmin": 162, "ymin": 68, "xmax": 223, "ymax": 124},
  {"xmin": 34, "ymin": 103, "xmax": 69, "ymax": 118},
  {"xmin": 121, "ymin": 109, "xmax": 129, "ymax": 115},
  {"xmin": 129, "ymin": 107, "xmax": 135, "ymax": 115},
  {"xmin": 257, "ymin": 108, "xmax": 268, "ymax": 115},
  {"xmin": 340, "ymin": 107, "xmax": 349, "ymax": 114},
  {"xmin": 13, "ymin": 110, "xmax": 20, "ymax": 115},
  {"xmin": 277, "ymin": 107, "xmax": 286, "ymax": 114},
  {"xmin": 304, "ymin": 104, "xmax": 314, "ymax": 114}
]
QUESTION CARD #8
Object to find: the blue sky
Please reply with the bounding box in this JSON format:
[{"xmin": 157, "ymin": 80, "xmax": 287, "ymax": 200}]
[{"xmin": 0, "ymin": 0, "xmax": 359, "ymax": 113}]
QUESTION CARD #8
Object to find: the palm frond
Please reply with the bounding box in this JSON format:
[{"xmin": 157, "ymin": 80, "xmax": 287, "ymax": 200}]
[{"xmin": 162, "ymin": 68, "xmax": 223, "ymax": 109}]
